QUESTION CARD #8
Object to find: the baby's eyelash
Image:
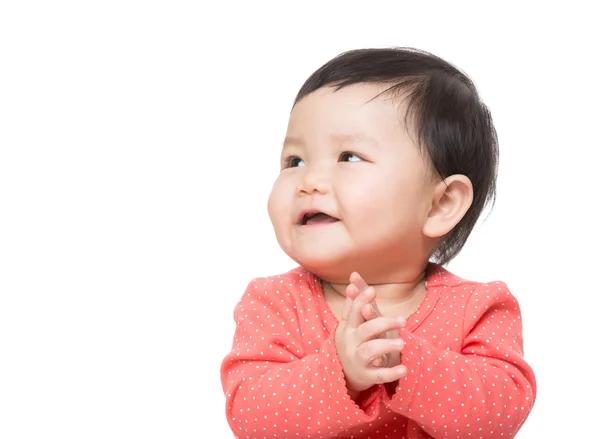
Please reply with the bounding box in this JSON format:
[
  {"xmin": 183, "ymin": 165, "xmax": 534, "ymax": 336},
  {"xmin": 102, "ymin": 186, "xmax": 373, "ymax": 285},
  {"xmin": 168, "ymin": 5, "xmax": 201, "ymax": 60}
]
[
  {"xmin": 282, "ymin": 152, "xmax": 364, "ymax": 168},
  {"xmin": 283, "ymin": 156, "xmax": 303, "ymax": 168},
  {"xmin": 339, "ymin": 152, "xmax": 364, "ymax": 162}
]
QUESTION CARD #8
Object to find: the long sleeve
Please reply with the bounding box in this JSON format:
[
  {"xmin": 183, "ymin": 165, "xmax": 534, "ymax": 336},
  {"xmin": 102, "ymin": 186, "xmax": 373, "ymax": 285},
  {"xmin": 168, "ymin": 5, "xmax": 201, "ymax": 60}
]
[
  {"xmin": 384, "ymin": 281, "xmax": 536, "ymax": 438},
  {"xmin": 220, "ymin": 278, "xmax": 384, "ymax": 439}
]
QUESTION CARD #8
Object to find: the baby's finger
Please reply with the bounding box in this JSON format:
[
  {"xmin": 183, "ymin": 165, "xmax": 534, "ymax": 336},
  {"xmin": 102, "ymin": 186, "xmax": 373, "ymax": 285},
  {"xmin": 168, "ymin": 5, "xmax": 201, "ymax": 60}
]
[
  {"xmin": 350, "ymin": 272, "xmax": 370, "ymax": 294},
  {"xmin": 356, "ymin": 316, "xmax": 406, "ymax": 343},
  {"xmin": 370, "ymin": 356, "xmax": 385, "ymax": 367},
  {"xmin": 358, "ymin": 337, "xmax": 404, "ymax": 364},
  {"xmin": 341, "ymin": 284, "xmax": 360, "ymax": 320},
  {"xmin": 371, "ymin": 364, "xmax": 408, "ymax": 385},
  {"xmin": 350, "ymin": 273, "xmax": 383, "ymax": 322},
  {"xmin": 370, "ymin": 348, "xmax": 402, "ymax": 369},
  {"xmin": 361, "ymin": 303, "xmax": 379, "ymax": 321},
  {"xmin": 370, "ymin": 351, "xmax": 402, "ymax": 368},
  {"xmin": 345, "ymin": 282, "xmax": 360, "ymax": 299},
  {"xmin": 346, "ymin": 287, "xmax": 376, "ymax": 328}
]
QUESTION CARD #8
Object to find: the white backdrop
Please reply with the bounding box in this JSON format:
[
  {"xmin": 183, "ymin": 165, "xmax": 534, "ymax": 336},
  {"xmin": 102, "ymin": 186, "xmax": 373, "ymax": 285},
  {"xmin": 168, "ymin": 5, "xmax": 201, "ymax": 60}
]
[{"xmin": 1, "ymin": 1, "xmax": 598, "ymax": 438}]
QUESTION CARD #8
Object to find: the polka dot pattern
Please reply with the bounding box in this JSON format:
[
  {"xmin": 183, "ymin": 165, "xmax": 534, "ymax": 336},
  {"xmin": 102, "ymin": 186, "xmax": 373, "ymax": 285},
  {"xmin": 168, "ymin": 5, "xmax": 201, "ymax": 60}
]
[{"xmin": 221, "ymin": 265, "xmax": 536, "ymax": 438}]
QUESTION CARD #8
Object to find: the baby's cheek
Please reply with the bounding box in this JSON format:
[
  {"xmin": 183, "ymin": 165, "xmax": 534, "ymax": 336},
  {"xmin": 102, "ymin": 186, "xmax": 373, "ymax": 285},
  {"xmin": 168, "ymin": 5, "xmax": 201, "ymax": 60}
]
[{"xmin": 267, "ymin": 186, "xmax": 288, "ymax": 223}]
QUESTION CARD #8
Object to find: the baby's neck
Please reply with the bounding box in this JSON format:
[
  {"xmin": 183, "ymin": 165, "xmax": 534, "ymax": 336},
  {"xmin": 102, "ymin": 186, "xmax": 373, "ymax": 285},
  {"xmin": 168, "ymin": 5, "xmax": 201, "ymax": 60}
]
[
  {"xmin": 321, "ymin": 270, "xmax": 428, "ymax": 320},
  {"xmin": 326, "ymin": 270, "xmax": 427, "ymax": 305}
]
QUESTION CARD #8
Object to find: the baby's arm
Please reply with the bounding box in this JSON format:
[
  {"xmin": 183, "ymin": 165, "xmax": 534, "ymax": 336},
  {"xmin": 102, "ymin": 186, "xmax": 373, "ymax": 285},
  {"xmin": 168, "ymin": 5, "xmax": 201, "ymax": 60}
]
[
  {"xmin": 383, "ymin": 282, "xmax": 536, "ymax": 438},
  {"xmin": 220, "ymin": 278, "xmax": 388, "ymax": 439}
]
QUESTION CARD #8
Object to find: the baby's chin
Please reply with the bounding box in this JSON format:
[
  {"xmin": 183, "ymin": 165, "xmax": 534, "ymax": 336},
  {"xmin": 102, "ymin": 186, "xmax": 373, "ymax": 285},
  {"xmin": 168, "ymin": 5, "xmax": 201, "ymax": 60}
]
[
  {"xmin": 287, "ymin": 242, "xmax": 430, "ymax": 285},
  {"xmin": 289, "ymin": 252, "xmax": 357, "ymax": 284}
]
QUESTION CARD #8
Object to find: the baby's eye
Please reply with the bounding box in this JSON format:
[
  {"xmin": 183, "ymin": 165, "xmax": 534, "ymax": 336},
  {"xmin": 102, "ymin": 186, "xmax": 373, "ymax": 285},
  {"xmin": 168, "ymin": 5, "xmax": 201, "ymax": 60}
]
[
  {"xmin": 339, "ymin": 152, "xmax": 362, "ymax": 162},
  {"xmin": 285, "ymin": 156, "xmax": 304, "ymax": 168}
]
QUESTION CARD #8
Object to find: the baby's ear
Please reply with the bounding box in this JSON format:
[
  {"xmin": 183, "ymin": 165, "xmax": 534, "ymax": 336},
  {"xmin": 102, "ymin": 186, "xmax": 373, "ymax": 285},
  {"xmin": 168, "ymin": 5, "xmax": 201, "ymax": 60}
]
[{"xmin": 423, "ymin": 174, "xmax": 473, "ymax": 238}]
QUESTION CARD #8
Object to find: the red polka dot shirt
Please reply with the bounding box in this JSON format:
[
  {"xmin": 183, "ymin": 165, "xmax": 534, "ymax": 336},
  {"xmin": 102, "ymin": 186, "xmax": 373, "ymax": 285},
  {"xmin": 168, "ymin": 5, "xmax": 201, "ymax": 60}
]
[{"xmin": 221, "ymin": 264, "xmax": 536, "ymax": 438}]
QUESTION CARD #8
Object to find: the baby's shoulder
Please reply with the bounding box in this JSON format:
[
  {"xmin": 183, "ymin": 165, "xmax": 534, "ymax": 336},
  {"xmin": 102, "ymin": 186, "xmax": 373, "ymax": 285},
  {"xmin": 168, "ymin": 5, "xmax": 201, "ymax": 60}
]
[
  {"xmin": 432, "ymin": 264, "xmax": 515, "ymax": 303},
  {"xmin": 243, "ymin": 266, "xmax": 319, "ymax": 301},
  {"xmin": 251, "ymin": 266, "xmax": 314, "ymax": 285}
]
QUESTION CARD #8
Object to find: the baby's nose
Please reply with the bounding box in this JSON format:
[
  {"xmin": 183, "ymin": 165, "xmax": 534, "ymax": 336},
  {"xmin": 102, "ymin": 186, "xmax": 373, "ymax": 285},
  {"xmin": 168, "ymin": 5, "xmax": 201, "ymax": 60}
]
[{"xmin": 297, "ymin": 167, "xmax": 330, "ymax": 195}]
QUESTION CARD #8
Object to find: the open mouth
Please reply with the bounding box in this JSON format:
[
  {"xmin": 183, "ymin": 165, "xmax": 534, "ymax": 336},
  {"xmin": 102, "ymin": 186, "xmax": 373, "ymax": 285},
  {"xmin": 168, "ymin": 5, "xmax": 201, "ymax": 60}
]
[{"xmin": 299, "ymin": 211, "xmax": 340, "ymax": 226}]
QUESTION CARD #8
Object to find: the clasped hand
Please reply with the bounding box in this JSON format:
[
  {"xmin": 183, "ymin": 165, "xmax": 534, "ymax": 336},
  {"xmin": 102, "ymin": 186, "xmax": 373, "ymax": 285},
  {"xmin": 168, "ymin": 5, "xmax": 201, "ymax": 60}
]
[{"xmin": 335, "ymin": 272, "xmax": 407, "ymax": 393}]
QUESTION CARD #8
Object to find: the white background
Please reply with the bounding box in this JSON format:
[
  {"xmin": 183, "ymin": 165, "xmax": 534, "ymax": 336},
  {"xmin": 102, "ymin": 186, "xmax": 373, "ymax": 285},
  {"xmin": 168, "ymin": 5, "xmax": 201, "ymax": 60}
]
[{"xmin": 1, "ymin": 1, "xmax": 598, "ymax": 438}]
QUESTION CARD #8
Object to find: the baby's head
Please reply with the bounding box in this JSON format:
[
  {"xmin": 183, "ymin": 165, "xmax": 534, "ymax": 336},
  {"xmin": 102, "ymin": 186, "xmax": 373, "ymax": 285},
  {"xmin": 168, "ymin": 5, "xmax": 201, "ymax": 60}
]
[{"xmin": 268, "ymin": 48, "xmax": 498, "ymax": 283}]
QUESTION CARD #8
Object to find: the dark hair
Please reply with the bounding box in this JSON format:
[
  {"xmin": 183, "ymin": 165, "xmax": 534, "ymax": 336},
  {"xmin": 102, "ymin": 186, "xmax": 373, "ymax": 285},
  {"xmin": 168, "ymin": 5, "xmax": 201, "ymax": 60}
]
[{"xmin": 293, "ymin": 47, "xmax": 499, "ymax": 266}]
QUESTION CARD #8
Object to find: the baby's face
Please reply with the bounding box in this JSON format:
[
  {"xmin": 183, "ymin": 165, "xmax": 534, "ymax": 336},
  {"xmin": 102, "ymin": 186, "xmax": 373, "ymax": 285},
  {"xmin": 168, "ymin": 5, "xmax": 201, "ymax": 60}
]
[{"xmin": 268, "ymin": 84, "xmax": 437, "ymax": 281}]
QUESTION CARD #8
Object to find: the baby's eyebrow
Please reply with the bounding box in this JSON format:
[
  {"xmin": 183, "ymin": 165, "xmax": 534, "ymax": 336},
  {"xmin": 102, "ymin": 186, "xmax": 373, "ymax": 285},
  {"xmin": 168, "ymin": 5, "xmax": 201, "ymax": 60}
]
[
  {"xmin": 331, "ymin": 132, "xmax": 367, "ymax": 144},
  {"xmin": 283, "ymin": 133, "xmax": 378, "ymax": 149},
  {"xmin": 283, "ymin": 136, "xmax": 304, "ymax": 148},
  {"xmin": 331, "ymin": 132, "xmax": 380, "ymax": 149}
]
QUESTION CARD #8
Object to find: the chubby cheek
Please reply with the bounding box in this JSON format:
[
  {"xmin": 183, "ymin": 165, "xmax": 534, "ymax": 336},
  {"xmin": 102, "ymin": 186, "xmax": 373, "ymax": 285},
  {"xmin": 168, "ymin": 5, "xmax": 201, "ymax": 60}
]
[
  {"xmin": 352, "ymin": 192, "xmax": 399, "ymax": 229},
  {"xmin": 343, "ymin": 178, "xmax": 423, "ymax": 235},
  {"xmin": 267, "ymin": 179, "xmax": 291, "ymax": 236}
]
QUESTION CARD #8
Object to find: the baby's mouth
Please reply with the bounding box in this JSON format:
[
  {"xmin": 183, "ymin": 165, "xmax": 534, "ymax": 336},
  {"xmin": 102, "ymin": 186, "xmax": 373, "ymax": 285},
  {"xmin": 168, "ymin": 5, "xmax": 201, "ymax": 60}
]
[{"xmin": 300, "ymin": 211, "xmax": 340, "ymax": 226}]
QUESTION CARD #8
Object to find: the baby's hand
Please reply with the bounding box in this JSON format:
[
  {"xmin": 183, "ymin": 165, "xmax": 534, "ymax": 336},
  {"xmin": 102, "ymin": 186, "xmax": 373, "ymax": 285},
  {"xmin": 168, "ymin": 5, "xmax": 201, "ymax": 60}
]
[
  {"xmin": 335, "ymin": 284, "xmax": 407, "ymax": 394},
  {"xmin": 343, "ymin": 272, "xmax": 403, "ymax": 368}
]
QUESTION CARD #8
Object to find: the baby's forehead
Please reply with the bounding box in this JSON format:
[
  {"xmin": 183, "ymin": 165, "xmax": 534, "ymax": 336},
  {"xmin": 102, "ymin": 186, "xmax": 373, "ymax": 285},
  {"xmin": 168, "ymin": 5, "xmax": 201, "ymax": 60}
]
[
  {"xmin": 294, "ymin": 83, "xmax": 407, "ymax": 108},
  {"xmin": 285, "ymin": 87, "xmax": 411, "ymax": 144}
]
